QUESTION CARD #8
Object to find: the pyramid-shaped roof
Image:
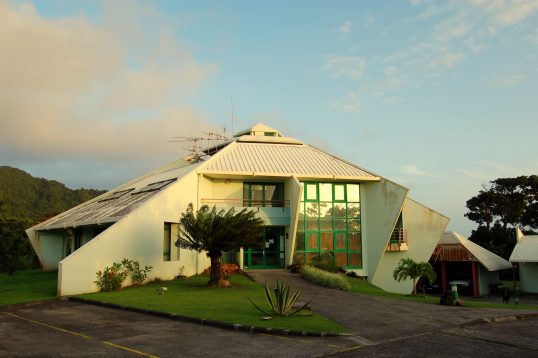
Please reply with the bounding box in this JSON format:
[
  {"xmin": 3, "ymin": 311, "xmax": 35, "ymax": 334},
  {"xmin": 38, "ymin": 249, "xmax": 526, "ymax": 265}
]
[{"xmin": 198, "ymin": 141, "xmax": 379, "ymax": 180}]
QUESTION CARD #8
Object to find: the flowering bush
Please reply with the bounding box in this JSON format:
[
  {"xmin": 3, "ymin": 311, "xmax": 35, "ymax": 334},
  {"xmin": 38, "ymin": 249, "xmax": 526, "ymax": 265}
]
[
  {"xmin": 95, "ymin": 258, "xmax": 153, "ymax": 291},
  {"xmin": 95, "ymin": 262, "xmax": 129, "ymax": 291}
]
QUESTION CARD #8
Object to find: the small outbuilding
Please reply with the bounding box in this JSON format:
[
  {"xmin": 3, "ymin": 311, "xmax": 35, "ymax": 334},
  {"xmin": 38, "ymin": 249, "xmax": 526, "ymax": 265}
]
[
  {"xmin": 430, "ymin": 231, "xmax": 512, "ymax": 297},
  {"xmin": 510, "ymin": 228, "xmax": 538, "ymax": 294}
]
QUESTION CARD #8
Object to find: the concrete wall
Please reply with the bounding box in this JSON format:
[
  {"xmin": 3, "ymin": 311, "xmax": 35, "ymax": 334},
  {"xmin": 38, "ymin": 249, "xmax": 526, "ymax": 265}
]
[
  {"xmin": 478, "ymin": 266, "xmax": 498, "ymax": 296},
  {"xmin": 372, "ymin": 198, "xmax": 449, "ymax": 294},
  {"xmin": 361, "ymin": 179, "xmax": 408, "ymax": 278},
  {"xmin": 519, "ymin": 263, "xmax": 538, "ymax": 293},
  {"xmin": 287, "ymin": 177, "xmax": 303, "ymax": 266},
  {"xmin": 29, "ymin": 230, "xmax": 64, "ymax": 271},
  {"xmin": 58, "ymin": 170, "xmax": 210, "ymax": 296}
]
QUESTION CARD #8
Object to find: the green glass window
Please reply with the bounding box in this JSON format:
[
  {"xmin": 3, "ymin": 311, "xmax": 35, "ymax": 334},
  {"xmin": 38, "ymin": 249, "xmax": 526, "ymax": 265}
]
[
  {"xmin": 305, "ymin": 183, "xmax": 318, "ymax": 201},
  {"xmin": 243, "ymin": 182, "xmax": 284, "ymax": 207},
  {"xmin": 294, "ymin": 182, "xmax": 362, "ymax": 268}
]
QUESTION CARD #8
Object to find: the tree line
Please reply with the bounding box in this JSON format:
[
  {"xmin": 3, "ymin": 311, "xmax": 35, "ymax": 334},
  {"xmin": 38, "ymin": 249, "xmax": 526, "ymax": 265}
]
[
  {"xmin": 465, "ymin": 175, "xmax": 538, "ymax": 259},
  {"xmin": 0, "ymin": 166, "xmax": 105, "ymax": 273}
]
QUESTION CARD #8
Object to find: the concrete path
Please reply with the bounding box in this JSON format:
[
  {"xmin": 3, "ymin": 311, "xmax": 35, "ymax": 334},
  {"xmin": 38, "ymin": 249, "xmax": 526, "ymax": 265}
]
[{"xmin": 246, "ymin": 269, "xmax": 538, "ymax": 344}]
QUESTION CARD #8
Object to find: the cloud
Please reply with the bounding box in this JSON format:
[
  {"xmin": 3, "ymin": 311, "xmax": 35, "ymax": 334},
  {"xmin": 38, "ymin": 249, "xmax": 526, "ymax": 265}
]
[
  {"xmin": 322, "ymin": 55, "xmax": 366, "ymax": 79},
  {"xmin": 427, "ymin": 51, "xmax": 465, "ymax": 71},
  {"xmin": 401, "ymin": 164, "xmax": 442, "ymax": 178},
  {"xmin": 471, "ymin": 0, "xmax": 538, "ymax": 26},
  {"xmin": 485, "ymin": 70, "xmax": 525, "ymax": 88},
  {"xmin": 327, "ymin": 92, "xmax": 361, "ymax": 113},
  {"xmin": 0, "ymin": 1, "xmax": 219, "ymax": 167},
  {"xmin": 334, "ymin": 20, "xmax": 353, "ymax": 34},
  {"xmin": 456, "ymin": 160, "xmax": 521, "ymax": 181}
]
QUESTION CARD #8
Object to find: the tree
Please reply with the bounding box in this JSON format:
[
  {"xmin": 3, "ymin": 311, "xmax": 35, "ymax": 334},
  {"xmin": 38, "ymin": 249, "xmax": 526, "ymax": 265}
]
[
  {"xmin": 465, "ymin": 175, "xmax": 538, "ymax": 259},
  {"xmin": 393, "ymin": 258, "xmax": 436, "ymax": 295},
  {"xmin": 0, "ymin": 216, "xmax": 35, "ymax": 274},
  {"xmin": 176, "ymin": 203, "xmax": 264, "ymax": 287}
]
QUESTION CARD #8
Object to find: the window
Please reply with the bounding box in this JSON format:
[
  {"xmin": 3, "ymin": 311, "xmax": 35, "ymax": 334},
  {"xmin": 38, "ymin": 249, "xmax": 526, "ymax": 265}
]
[
  {"xmin": 163, "ymin": 223, "xmax": 171, "ymax": 261},
  {"xmin": 163, "ymin": 222, "xmax": 180, "ymax": 261},
  {"xmin": 390, "ymin": 212, "xmax": 404, "ymax": 243},
  {"xmin": 243, "ymin": 182, "xmax": 284, "ymax": 207},
  {"xmin": 294, "ymin": 182, "xmax": 362, "ymax": 268}
]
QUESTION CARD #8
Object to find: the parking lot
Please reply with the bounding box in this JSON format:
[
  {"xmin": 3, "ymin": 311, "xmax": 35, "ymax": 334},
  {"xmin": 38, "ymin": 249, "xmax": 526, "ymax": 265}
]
[{"xmin": 1, "ymin": 299, "xmax": 538, "ymax": 357}]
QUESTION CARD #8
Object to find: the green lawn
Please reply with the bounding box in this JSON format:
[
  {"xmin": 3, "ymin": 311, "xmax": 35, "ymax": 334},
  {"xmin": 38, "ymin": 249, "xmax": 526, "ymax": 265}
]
[
  {"xmin": 346, "ymin": 276, "xmax": 538, "ymax": 310},
  {"xmin": 81, "ymin": 274, "xmax": 348, "ymax": 333},
  {"xmin": 0, "ymin": 270, "xmax": 57, "ymax": 306}
]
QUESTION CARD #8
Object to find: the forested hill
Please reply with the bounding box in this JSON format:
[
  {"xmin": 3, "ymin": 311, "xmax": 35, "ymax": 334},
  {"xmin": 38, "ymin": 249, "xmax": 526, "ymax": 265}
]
[
  {"xmin": 0, "ymin": 166, "xmax": 106, "ymax": 220},
  {"xmin": 0, "ymin": 166, "xmax": 106, "ymax": 273}
]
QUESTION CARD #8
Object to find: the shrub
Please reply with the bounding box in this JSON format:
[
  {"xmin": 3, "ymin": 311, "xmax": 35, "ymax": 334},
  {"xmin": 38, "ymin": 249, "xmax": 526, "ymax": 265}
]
[
  {"xmin": 310, "ymin": 251, "xmax": 338, "ymax": 273},
  {"xmin": 95, "ymin": 258, "xmax": 152, "ymax": 291},
  {"xmin": 124, "ymin": 260, "xmax": 153, "ymax": 286},
  {"xmin": 95, "ymin": 262, "xmax": 129, "ymax": 291},
  {"xmin": 248, "ymin": 280, "xmax": 311, "ymax": 316},
  {"xmin": 301, "ymin": 265, "xmax": 350, "ymax": 290}
]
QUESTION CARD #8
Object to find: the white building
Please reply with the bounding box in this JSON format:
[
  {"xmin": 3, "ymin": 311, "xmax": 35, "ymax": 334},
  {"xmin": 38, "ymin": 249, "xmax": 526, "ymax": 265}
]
[
  {"xmin": 510, "ymin": 228, "xmax": 538, "ymax": 293},
  {"xmin": 27, "ymin": 124, "xmax": 449, "ymax": 295}
]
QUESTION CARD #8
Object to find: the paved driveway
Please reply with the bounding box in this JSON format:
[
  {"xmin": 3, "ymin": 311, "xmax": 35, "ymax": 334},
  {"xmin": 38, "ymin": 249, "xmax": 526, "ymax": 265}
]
[{"xmin": 246, "ymin": 270, "xmax": 538, "ymax": 343}]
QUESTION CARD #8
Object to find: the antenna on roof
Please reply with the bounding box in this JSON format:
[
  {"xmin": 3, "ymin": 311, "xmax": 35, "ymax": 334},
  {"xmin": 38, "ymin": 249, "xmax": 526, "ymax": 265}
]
[
  {"xmin": 230, "ymin": 96, "xmax": 235, "ymax": 137},
  {"xmin": 169, "ymin": 131, "xmax": 230, "ymax": 163}
]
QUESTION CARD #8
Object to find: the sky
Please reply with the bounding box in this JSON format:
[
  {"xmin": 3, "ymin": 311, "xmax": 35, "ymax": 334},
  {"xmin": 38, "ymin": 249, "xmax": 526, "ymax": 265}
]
[{"xmin": 1, "ymin": 0, "xmax": 537, "ymax": 236}]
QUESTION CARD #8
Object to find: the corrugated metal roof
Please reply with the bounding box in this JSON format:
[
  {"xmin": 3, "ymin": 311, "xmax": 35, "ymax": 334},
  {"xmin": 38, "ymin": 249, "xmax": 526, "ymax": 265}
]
[
  {"xmin": 510, "ymin": 234, "xmax": 538, "ymax": 263},
  {"xmin": 199, "ymin": 142, "xmax": 379, "ymax": 180},
  {"xmin": 436, "ymin": 231, "xmax": 511, "ymax": 271},
  {"xmin": 35, "ymin": 160, "xmax": 200, "ymax": 230}
]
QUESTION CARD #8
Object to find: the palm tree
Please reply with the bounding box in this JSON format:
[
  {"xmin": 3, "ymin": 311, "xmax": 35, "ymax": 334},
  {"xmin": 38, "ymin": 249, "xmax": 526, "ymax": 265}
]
[
  {"xmin": 176, "ymin": 203, "xmax": 264, "ymax": 287},
  {"xmin": 392, "ymin": 258, "xmax": 436, "ymax": 295}
]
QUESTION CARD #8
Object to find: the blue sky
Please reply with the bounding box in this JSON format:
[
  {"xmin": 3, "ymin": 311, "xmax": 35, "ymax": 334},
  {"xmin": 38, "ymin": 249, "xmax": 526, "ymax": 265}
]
[{"xmin": 1, "ymin": 0, "xmax": 537, "ymax": 236}]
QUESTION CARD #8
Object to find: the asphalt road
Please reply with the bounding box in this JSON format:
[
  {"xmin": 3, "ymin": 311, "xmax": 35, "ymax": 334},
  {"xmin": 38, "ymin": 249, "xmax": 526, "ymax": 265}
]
[{"xmin": 1, "ymin": 300, "xmax": 538, "ymax": 357}]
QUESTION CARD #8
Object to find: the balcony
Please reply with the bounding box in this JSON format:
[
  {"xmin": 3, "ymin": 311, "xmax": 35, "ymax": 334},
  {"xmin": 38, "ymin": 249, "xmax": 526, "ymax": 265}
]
[
  {"xmin": 386, "ymin": 228, "xmax": 408, "ymax": 252},
  {"xmin": 201, "ymin": 198, "xmax": 290, "ymax": 208},
  {"xmin": 200, "ymin": 198, "xmax": 291, "ymax": 226}
]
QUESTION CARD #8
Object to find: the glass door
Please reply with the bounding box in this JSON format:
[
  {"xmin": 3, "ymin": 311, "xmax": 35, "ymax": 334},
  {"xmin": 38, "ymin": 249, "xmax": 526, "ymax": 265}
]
[{"xmin": 244, "ymin": 227, "xmax": 285, "ymax": 268}]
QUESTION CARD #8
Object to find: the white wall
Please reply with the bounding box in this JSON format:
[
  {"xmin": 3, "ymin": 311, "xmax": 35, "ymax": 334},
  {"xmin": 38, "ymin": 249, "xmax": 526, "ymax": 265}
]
[
  {"xmin": 371, "ymin": 198, "xmax": 449, "ymax": 294},
  {"xmin": 287, "ymin": 177, "xmax": 303, "ymax": 266},
  {"xmin": 519, "ymin": 263, "xmax": 538, "ymax": 293},
  {"xmin": 30, "ymin": 230, "xmax": 64, "ymax": 271},
  {"xmin": 478, "ymin": 266, "xmax": 498, "ymax": 296},
  {"xmin": 361, "ymin": 179, "xmax": 408, "ymax": 279},
  {"xmin": 58, "ymin": 170, "xmax": 210, "ymax": 296}
]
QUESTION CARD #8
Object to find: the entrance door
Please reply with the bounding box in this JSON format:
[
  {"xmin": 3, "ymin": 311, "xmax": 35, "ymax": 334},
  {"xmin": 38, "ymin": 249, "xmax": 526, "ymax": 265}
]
[{"xmin": 245, "ymin": 227, "xmax": 285, "ymax": 269}]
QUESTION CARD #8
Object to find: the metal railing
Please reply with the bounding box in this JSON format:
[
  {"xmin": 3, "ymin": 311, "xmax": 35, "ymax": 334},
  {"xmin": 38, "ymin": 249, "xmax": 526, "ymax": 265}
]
[
  {"xmin": 200, "ymin": 198, "xmax": 290, "ymax": 208},
  {"xmin": 386, "ymin": 228, "xmax": 408, "ymax": 252}
]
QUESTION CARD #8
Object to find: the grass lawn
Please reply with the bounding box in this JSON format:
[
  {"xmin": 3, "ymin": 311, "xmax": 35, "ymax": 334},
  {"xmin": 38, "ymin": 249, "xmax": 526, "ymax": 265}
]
[
  {"xmin": 346, "ymin": 277, "xmax": 538, "ymax": 310},
  {"xmin": 0, "ymin": 270, "xmax": 57, "ymax": 306},
  {"xmin": 81, "ymin": 273, "xmax": 348, "ymax": 333}
]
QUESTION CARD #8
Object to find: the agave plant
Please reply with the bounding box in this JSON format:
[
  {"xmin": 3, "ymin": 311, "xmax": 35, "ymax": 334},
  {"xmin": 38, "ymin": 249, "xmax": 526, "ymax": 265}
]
[{"xmin": 248, "ymin": 280, "xmax": 312, "ymax": 316}]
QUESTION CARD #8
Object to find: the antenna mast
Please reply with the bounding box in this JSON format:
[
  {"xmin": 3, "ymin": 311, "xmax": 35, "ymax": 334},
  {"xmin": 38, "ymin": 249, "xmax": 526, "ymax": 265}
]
[{"xmin": 230, "ymin": 96, "xmax": 234, "ymax": 137}]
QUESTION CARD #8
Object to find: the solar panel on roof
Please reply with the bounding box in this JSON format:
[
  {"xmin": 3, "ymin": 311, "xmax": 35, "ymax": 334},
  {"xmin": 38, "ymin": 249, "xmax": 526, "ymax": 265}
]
[
  {"xmin": 132, "ymin": 178, "xmax": 177, "ymax": 194},
  {"xmin": 98, "ymin": 188, "xmax": 134, "ymax": 202}
]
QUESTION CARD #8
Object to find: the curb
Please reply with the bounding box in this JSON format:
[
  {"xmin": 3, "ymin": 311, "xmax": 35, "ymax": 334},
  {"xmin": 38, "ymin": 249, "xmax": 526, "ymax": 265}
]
[
  {"xmin": 67, "ymin": 297, "xmax": 351, "ymax": 337},
  {"xmin": 461, "ymin": 312, "xmax": 538, "ymax": 327}
]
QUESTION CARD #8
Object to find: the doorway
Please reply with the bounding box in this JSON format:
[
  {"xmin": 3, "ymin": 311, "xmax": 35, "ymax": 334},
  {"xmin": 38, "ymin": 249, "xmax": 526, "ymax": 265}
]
[{"xmin": 244, "ymin": 227, "xmax": 285, "ymax": 269}]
